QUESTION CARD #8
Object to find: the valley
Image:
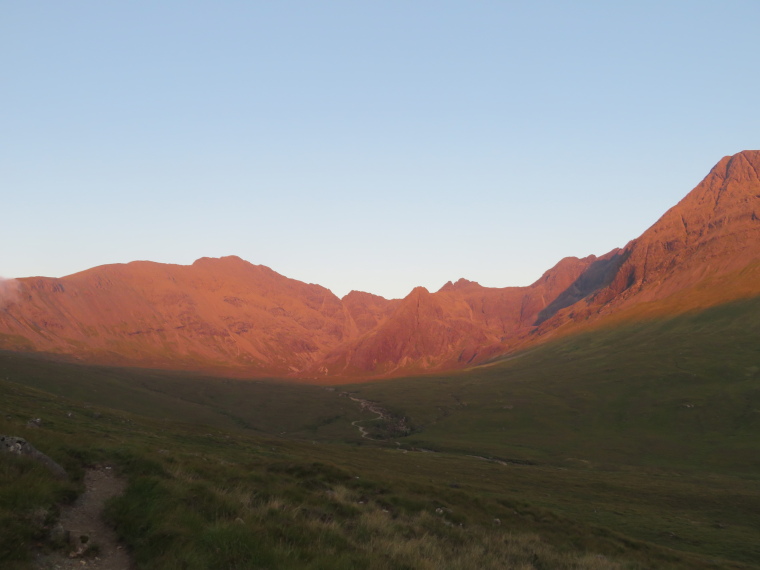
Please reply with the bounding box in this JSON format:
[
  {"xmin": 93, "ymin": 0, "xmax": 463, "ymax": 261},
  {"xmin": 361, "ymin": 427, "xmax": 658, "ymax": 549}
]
[
  {"xmin": 6, "ymin": 0, "xmax": 760, "ymax": 565},
  {"xmin": 2, "ymin": 294, "xmax": 760, "ymax": 568},
  {"xmin": 2, "ymin": 151, "xmax": 760, "ymax": 568}
]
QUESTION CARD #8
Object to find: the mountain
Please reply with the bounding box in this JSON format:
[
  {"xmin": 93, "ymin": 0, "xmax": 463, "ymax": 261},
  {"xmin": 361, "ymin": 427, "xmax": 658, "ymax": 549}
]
[
  {"xmin": 2, "ymin": 151, "xmax": 759, "ymax": 379},
  {"xmin": 0, "ymin": 257, "xmax": 351, "ymax": 376},
  {"xmin": 534, "ymin": 149, "xmax": 760, "ymax": 334},
  {"xmin": 311, "ymin": 254, "xmax": 607, "ymax": 377}
]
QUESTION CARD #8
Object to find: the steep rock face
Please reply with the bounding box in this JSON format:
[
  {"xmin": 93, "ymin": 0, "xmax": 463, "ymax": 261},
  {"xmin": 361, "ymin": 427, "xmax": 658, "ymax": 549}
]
[
  {"xmin": 533, "ymin": 251, "xmax": 623, "ymax": 324},
  {"xmin": 313, "ymin": 255, "xmax": 602, "ymax": 377},
  {"xmin": 315, "ymin": 286, "xmax": 492, "ymax": 376},
  {"xmin": 539, "ymin": 150, "xmax": 760, "ymax": 330},
  {"xmin": 611, "ymin": 151, "xmax": 760, "ymax": 297},
  {"xmin": 341, "ymin": 291, "xmax": 399, "ymax": 335}
]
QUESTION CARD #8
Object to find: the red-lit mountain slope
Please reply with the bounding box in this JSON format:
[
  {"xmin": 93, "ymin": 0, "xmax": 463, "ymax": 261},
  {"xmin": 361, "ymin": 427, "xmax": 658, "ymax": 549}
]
[
  {"xmin": 1, "ymin": 151, "xmax": 759, "ymax": 380},
  {"xmin": 311, "ymin": 254, "xmax": 608, "ymax": 377},
  {"xmin": 533, "ymin": 149, "xmax": 760, "ymax": 337},
  {"xmin": 0, "ymin": 257, "xmax": 350, "ymax": 376}
]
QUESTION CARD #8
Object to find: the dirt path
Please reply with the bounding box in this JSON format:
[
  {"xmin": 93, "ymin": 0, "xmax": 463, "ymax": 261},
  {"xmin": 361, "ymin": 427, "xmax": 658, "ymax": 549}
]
[{"xmin": 34, "ymin": 466, "xmax": 135, "ymax": 570}]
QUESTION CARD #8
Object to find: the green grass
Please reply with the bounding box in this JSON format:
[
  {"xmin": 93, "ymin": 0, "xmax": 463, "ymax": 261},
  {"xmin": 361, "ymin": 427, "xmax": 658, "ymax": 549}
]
[
  {"xmin": 344, "ymin": 297, "xmax": 760, "ymax": 564},
  {"xmin": 2, "ymin": 296, "xmax": 760, "ymax": 567},
  {"xmin": 1, "ymin": 381, "xmax": 741, "ymax": 569},
  {"xmin": 351, "ymin": 297, "xmax": 760, "ymax": 469},
  {"xmin": 0, "ymin": 353, "xmax": 365, "ymax": 440}
]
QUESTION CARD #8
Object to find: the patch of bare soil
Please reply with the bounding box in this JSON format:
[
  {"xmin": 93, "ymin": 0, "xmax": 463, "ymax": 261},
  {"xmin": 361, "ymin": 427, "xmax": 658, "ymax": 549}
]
[{"xmin": 34, "ymin": 466, "xmax": 135, "ymax": 570}]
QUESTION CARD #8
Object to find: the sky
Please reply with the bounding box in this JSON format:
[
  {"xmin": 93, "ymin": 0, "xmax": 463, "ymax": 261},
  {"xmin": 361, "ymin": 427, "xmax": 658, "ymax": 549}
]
[{"xmin": 2, "ymin": 1, "xmax": 759, "ymax": 299}]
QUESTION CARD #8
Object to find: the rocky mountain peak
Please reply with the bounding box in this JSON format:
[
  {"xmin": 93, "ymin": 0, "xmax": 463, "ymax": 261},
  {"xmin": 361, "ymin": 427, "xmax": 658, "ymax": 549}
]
[{"xmin": 2, "ymin": 152, "xmax": 760, "ymax": 379}]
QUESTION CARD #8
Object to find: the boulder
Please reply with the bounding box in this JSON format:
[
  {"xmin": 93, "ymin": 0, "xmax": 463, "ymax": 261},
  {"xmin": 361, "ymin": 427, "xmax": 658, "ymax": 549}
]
[{"xmin": 0, "ymin": 435, "xmax": 68, "ymax": 479}]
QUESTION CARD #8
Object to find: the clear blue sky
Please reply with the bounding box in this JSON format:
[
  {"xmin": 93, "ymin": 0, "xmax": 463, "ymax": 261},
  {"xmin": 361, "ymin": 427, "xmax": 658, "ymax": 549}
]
[{"xmin": 2, "ymin": 1, "xmax": 758, "ymax": 299}]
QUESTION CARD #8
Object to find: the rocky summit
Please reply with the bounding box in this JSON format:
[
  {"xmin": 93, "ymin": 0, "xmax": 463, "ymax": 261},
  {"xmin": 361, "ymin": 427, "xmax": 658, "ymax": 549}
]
[{"xmin": 1, "ymin": 151, "xmax": 759, "ymax": 380}]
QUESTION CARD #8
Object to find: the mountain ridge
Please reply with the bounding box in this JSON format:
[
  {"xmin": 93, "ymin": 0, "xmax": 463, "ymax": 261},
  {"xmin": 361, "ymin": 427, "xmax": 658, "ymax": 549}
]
[{"xmin": 2, "ymin": 151, "xmax": 759, "ymax": 380}]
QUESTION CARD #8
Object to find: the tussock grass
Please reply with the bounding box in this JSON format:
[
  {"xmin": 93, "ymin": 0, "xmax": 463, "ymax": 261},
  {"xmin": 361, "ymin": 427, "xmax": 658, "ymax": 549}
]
[
  {"xmin": 0, "ymin": 455, "xmax": 76, "ymax": 567},
  {"xmin": 1, "ymin": 382, "xmax": 724, "ymax": 569},
  {"xmin": 106, "ymin": 459, "xmax": 639, "ymax": 570}
]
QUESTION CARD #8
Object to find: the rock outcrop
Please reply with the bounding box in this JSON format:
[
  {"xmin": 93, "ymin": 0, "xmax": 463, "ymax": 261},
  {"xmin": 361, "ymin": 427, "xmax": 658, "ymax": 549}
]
[{"xmin": 0, "ymin": 435, "xmax": 68, "ymax": 479}]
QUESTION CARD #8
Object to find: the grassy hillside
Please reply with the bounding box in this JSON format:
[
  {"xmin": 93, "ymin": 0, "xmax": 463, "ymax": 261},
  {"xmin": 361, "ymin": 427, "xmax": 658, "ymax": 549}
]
[
  {"xmin": 0, "ymin": 353, "xmax": 363, "ymax": 441},
  {"xmin": 346, "ymin": 296, "xmax": 760, "ymax": 564},
  {"xmin": 2, "ymin": 296, "xmax": 760, "ymax": 567},
  {"xmin": 1, "ymin": 379, "xmax": 751, "ymax": 569},
  {"xmin": 352, "ymin": 296, "xmax": 760, "ymax": 470}
]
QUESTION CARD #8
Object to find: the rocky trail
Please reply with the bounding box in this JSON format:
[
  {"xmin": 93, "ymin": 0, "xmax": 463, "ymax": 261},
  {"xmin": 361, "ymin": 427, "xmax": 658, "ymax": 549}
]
[{"xmin": 34, "ymin": 466, "xmax": 135, "ymax": 570}]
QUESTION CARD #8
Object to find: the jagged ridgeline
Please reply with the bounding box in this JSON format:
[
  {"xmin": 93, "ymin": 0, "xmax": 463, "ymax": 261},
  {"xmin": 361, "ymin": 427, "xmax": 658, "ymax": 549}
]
[{"xmin": 1, "ymin": 151, "xmax": 759, "ymax": 380}]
